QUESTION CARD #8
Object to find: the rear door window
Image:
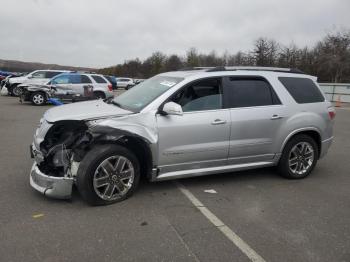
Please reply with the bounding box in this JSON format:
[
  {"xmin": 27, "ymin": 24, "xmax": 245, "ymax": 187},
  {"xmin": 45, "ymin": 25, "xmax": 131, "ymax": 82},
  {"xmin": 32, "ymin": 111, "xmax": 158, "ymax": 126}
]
[
  {"xmin": 69, "ymin": 74, "xmax": 82, "ymax": 84},
  {"xmin": 91, "ymin": 75, "xmax": 107, "ymax": 83},
  {"xmin": 279, "ymin": 77, "xmax": 324, "ymax": 103},
  {"xmin": 81, "ymin": 75, "xmax": 92, "ymax": 83},
  {"xmin": 223, "ymin": 77, "xmax": 281, "ymax": 108}
]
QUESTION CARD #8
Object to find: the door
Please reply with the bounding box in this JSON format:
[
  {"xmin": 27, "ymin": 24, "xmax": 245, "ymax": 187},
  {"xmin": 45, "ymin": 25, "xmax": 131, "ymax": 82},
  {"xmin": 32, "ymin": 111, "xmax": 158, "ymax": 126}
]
[
  {"xmin": 156, "ymin": 77, "xmax": 231, "ymax": 174},
  {"xmin": 222, "ymin": 76, "xmax": 286, "ymax": 164},
  {"xmin": 50, "ymin": 74, "xmax": 73, "ymax": 94}
]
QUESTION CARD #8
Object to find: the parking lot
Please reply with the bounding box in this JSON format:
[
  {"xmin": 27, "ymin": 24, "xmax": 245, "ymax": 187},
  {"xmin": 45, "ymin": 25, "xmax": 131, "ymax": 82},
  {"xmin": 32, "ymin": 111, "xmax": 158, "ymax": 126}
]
[{"xmin": 0, "ymin": 94, "xmax": 349, "ymax": 262}]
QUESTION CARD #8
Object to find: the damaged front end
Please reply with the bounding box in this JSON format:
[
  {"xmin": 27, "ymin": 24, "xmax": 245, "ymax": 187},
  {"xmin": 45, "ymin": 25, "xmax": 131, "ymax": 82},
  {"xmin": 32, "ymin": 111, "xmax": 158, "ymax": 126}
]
[{"xmin": 30, "ymin": 119, "xmax": 91, "ymax": 199}]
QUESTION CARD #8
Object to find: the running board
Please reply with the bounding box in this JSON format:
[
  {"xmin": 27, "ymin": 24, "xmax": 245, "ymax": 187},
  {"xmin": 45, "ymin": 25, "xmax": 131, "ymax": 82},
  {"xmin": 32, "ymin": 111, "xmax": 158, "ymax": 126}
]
[{"xmin": 154, "ymin": 161, "xmax": 274, "ymax": 181}]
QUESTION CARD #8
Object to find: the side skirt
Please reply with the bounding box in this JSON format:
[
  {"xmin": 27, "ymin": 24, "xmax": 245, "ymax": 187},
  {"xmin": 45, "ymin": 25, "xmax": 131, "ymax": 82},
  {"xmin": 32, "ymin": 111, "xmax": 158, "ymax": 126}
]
[{"xmin": 151, "ymin": 161, "xmax": 276, "ymax": 182}]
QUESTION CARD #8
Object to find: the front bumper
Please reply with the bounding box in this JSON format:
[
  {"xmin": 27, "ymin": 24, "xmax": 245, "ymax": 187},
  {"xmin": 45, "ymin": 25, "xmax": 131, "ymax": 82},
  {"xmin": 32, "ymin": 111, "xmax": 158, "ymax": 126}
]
[{"xmin": 30, "ymin": 162, "xmax": 74, "ymax": 199}]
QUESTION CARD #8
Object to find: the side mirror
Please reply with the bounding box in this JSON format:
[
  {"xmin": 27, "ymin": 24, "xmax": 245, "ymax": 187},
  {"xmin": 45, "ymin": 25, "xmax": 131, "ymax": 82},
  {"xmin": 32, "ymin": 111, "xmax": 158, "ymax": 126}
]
[
  {"xmin": 162, "ymin": 102, "xmax": 183, "ymax": 116},
  {"xmin": 27, "ymin": 75, "xmax": 33, "ymax": 79}
]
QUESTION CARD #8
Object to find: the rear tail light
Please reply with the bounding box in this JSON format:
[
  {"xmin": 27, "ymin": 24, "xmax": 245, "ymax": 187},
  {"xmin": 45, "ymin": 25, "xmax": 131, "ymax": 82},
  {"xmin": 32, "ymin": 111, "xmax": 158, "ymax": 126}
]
[
  {"xmin": 108, "ymin": 84, "xmax": 113, "ymax": 91},
  {"xmin": 328, "ymin": 107, "xmax": 336, "ymax": 120}
]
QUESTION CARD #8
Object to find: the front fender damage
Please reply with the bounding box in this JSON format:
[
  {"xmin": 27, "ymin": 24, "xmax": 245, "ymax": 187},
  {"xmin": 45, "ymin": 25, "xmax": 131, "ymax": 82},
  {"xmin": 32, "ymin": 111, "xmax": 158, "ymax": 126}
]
[{"xmin": 34, "ymin": 116, "xmax": 158, "ymax": 199}]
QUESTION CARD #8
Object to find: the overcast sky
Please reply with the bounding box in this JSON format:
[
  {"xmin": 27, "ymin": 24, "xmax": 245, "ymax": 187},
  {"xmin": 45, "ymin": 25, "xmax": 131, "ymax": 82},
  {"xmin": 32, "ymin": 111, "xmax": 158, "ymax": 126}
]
[{"xmin": 0, "ymin": 0, "xmax": 349, "ymax": 68}]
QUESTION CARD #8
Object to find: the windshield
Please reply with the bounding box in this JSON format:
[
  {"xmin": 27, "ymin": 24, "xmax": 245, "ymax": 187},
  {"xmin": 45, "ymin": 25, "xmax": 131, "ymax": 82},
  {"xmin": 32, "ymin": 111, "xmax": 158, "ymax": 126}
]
[{"xmin": 113, "ymin": 75, "xmax": 183, "ymax": 112}]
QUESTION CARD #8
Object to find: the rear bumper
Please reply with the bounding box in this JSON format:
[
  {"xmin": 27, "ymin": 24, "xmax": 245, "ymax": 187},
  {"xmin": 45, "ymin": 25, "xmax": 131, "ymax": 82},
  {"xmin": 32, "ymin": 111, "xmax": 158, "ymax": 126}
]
[
  {"xmin": 30, "ymin": 162, "xmax": 74, "ymax": 199},
  {"xmin": 320, "ymin": 136, "xmax": 334, "ymax": 159}
]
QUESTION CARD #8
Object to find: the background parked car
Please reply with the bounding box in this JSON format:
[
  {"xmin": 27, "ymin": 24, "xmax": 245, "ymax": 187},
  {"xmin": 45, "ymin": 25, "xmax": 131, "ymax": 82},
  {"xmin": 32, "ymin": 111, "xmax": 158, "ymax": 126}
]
[
  {"xmin": 116, "ymin": 77, "xmax": 134, "ymax": 90},
  {"xmin": 133, "ymin": 78, "xmax": 145, "ymax": 85},
  {"xmin": 3, "ymin": 69, "xmax": 69, "ymax": 96},
  {"xmin": 20, "ymin": 72, "xmax": 114, "ymax": 105},
  {"xmin": 104, "ymin": 75, "xmax": 117, "ymax": 90}
]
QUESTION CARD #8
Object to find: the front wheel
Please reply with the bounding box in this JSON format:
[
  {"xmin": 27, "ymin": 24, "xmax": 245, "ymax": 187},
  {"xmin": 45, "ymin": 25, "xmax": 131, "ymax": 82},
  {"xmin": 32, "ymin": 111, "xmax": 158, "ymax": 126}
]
[
  {"xmin": 277, "ymin": 134, "xmax": 318, "ymax": 179},
  {"xmin": 12, "ymin": 85, "xmax": 23, "ymax": 96},
  {"xmin": 30, "ymin": 91, "xmax": 47, "ymax": 106},
  {"xmin": 77, "ymin": 144, "xmax": 140, "ymax": 206}
]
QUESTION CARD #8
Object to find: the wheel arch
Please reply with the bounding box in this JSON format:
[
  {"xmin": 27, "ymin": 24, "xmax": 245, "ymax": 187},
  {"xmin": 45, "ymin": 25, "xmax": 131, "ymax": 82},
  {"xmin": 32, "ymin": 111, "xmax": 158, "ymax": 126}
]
[
  {"xmin": 84, "ymin": 127, "xmax": 154, "ymax": 180},
  {"xmin": 280, "ymin": 128, "xmax": 322, "ymax": 158}
]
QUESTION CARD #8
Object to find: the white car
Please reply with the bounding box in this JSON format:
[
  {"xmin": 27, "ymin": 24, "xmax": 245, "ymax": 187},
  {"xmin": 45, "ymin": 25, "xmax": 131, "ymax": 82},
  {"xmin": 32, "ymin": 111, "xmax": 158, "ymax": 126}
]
[
  {"xmin": 116, "ymin": 77, "xmax": 135, "ymax": 90},
  {"xmin": 4, "ymin": 70, "xmax": 69, "ymax": 96},
  {"xmin": 20, "ymin": 72, "xmax": 114, "ymax": 105}
]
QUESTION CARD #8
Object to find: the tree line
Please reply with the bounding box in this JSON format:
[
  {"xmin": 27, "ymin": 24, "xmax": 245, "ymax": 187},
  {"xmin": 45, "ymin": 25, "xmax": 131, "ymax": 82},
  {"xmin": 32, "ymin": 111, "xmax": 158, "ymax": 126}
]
[{"xmin": 99, "ymin": 29, "xmax": 350, "ymax": 83}]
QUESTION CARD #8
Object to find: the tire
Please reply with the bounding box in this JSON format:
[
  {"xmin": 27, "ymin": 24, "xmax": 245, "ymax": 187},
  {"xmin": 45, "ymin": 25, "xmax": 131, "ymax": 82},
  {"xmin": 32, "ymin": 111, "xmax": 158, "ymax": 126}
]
[
  {"xmin": 277, "ymin": 134, "xmax": 318, "ymax": 179},
  {"xmin": 30, "ymin": 91, "xmax": 47, "ymax": 106},
  {"xmin": 93, "ymin": 92, "xmax": 106, "ymax": 99},
  {"xmin": 125, "ymin": 85, "xmax": 129, "ymax": 90},
  {"xmin": 76, "ymin": 144, "xmax": 140, "ymax": 206},
  {"xmin": 12, "ymin": 85, "xmax": 23, "ymax": 96},
  {"xmin": 8, "ymin": 84, "xmax": 17, "ymax": 96}
]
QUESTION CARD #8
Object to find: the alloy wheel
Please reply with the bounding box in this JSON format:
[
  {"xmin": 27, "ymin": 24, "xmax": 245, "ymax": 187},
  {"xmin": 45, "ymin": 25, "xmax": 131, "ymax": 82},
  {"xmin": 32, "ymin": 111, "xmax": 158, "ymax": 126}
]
[
  {"xmin": 93, "ymin": 155, "xmax": 135, "ymax": 201},
  {"xmin": 32, "ymin": 94, "xmax": 45, "ymax": 105},
  {"xmin": 288, "ymin": 142, "xmax": 314, "ymax": 175}
]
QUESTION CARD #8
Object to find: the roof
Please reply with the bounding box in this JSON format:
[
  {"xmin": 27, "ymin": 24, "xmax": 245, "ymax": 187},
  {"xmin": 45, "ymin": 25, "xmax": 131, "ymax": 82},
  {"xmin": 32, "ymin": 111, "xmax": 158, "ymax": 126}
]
[{"xmin": 160, "ymin": 66, "xmax": 312, "ymax": 80}]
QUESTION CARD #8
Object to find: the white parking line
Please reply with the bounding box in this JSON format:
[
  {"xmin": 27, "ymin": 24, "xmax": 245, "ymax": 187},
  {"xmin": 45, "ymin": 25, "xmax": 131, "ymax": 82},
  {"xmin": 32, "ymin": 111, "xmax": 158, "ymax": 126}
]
[{"xmin": 176, "ymin": 181, "xmax": 266, "ymax": 262}]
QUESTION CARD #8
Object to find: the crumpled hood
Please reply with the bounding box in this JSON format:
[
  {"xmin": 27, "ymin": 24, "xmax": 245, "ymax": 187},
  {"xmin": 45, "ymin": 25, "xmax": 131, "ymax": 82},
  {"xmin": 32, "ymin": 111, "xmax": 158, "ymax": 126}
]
[
  {"xmin": 9, "ymin": 76, "xmax": 26, "ymax": 84},
  {"xmin": 44, "ymin": 100, "xmax": 133, "ymax": 122}
]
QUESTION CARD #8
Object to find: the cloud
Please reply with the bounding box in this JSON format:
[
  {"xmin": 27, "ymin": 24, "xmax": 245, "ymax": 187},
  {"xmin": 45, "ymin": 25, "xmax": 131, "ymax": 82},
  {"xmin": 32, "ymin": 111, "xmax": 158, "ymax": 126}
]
[{"xmin": 0, "ymin": 0, "xmax": 349, "ymax": 67}]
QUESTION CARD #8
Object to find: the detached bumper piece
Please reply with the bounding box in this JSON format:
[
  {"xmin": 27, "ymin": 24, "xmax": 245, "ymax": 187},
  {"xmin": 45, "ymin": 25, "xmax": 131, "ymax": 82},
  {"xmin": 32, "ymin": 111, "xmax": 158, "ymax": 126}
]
[{"xmin": 30, "ymin": 163, "xmax": 73, "ymax": 199}]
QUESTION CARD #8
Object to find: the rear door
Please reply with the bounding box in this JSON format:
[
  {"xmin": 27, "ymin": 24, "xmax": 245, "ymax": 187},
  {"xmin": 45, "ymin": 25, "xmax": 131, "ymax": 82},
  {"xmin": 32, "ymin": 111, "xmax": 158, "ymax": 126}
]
[{"xmin": 223, "ymin": 76, "xmax": 287, "ymax": 164}]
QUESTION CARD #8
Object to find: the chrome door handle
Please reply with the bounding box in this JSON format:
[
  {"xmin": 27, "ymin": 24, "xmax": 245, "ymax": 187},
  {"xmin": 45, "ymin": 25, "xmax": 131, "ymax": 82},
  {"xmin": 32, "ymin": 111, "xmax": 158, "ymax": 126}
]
[
  {"xmin": 271, "ymin": 114, "xmax": 283, "ymax": 120},
  {"xmin": 211, "ymin": 119, "xmax": 227, "ymax": 125}
]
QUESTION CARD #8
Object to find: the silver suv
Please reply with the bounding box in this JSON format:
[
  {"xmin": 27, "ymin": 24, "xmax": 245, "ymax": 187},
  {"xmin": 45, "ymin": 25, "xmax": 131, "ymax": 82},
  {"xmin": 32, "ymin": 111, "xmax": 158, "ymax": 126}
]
[
  {"xmin": 21, "ymin": 72, "xmax": 114, "ymax": 105},
  {"xmin": 29, "ymin": 67, "xmax": 335, "ymax": 205},
  {"xmin": 4, "ymin": 70, "xmax": 69, "ymax": 96}
]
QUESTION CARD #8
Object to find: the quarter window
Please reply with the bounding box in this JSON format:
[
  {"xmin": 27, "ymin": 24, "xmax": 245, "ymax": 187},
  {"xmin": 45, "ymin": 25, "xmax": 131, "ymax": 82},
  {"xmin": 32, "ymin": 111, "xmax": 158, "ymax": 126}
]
[
  {"xmin": 279, "ymin": 77, "xmax": 324, "ymax": 103},
  {"xmin": 171, "ymin": 78, "xmax": 222, "ymax": 112},
  {"xmin": 224, "ymin": 77, "xmax": 281, "ymax": 108}
]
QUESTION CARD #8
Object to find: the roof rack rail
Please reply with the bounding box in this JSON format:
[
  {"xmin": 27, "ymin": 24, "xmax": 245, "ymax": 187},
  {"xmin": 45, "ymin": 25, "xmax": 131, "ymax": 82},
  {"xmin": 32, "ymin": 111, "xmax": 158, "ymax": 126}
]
[
  {"xmin": 206, "ymin": 66, "xmax": 305, "ymax": 74},
  {"xmin": 178, "ymin": 67, "xmax": 215, "ymax": 71}
]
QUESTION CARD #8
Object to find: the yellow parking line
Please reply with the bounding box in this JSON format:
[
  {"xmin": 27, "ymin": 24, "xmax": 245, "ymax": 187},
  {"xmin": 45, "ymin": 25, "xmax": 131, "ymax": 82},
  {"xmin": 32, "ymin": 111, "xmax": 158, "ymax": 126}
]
[{"xmin": 32, "ymin": 213, "xmax": 44, "ymax": 219}]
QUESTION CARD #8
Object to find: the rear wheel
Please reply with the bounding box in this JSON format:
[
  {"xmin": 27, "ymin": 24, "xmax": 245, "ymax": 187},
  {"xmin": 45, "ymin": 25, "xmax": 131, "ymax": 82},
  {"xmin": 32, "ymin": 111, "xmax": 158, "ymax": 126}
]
[
  {"xmin": 77, "ymin": 144, "xmax": 140, "ymax": 206},
  {"xmin": 278, "ymin": 134, "xmax": 318, "ymax": 179},
  {"xmin": 93, "ymin": 91, "xmax": 106, "ymax": 99},
  {"xmin": 30, "ymin": 91, "xmax": 47, "ymax": 106}
]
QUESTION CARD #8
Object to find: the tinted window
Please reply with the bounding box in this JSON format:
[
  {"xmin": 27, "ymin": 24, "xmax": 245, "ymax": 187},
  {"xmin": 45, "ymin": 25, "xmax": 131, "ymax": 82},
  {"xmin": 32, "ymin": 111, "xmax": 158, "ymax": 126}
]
[
  {"xmin": 224, "ymin": 78, "xmax": 280, "ymax": 108},
  {"xmin": 104, "ymin": 75, "xmax": 116, "ymax": 84},
  {"xmin": 171, "ymin": 78, "xmax": 222, "ymax": 112},
  {"xmin": 45, "ymin": 71, "xmax": 62, "ymax": 78},
  {"xmin": 81, "ymin": 75, "xmax": 92, "ymax": 83},
  {"xmin": 91, "ymin": 75, "xmax": 107, "ymax": 83},
  {"xmin": 279, "ymin": 77, "xmax": 324, "ymax": 103},
  {"xmin": 69, "ymin": 74, "xmax": 81, "ymax": 84}
]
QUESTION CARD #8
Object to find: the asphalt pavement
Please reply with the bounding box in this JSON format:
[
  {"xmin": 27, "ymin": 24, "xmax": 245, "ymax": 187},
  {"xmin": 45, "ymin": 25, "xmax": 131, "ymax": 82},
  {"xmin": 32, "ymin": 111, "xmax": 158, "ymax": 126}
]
[{"xmin": 0, "ymin": 95, "xmax": 349, "ymax": 262}]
